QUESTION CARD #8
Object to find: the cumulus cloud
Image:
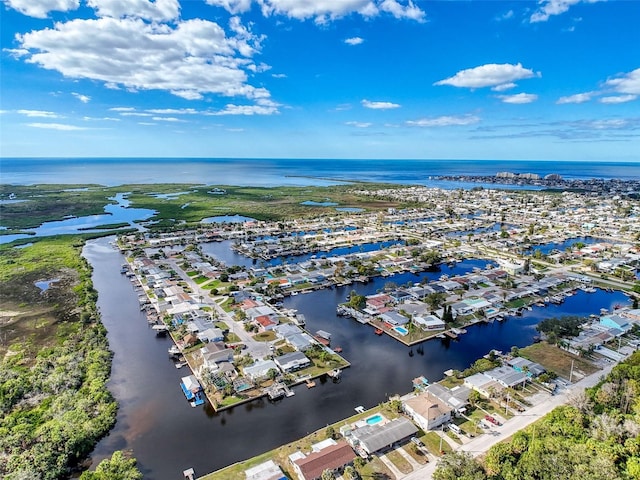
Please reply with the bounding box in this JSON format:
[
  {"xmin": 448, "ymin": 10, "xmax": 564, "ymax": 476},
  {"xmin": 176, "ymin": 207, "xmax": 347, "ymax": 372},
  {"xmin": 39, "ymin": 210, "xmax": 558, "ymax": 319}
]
[
  {"xmin": 491, "ymin": 82, "xmax": 516, "ymax": 92},
  {"xmin": 17, "ymin": 109, "xmax": 60, "ymax": 118},
  {"xmin": 86, "ymin": 0, "xmax": 180, "ymax": 21},
  {"xmin": 208, "ymin": 103, "xmax": 280, "ymax": 115},
  {"xmin": 12, "ymin": 16, "xmax": 271, "ymax": 101},
  {"xmin": 498, "ymin": 93, "xmax": 538, "ymax": 104},
  {"xmin": 26, "ymin": 122, "xmax": 87, "ymax": 130},
  {"xmin": 146, "ymin": 108, "xmax": 198, "ymax": 114},
  {"xmin": 362, "ymin": 99, "xmax": 400, "ymax": 109},
  {"xmin": 556, "ymin": 92, "xmax": 594, "ymax": 104},
  {"xmin": 345, "ymin": 121, "xmax": 372, "ymax": 128},
  {"xmin": 109, "ymin": 107, "xmax": 135, "ymax": 112},
  {"xmin": 406, "ymin": 114, "xmax": 480, "ymax": 127},
  {"xmin": 435, "ymin": 63, "xmax": 539, "ymax": 89},
  {"xmin": 599, "ymin": 95, "xmax": 637, "ymax": 104},
  {"xmin": 345, "ymin": 37, "xmax": 364, "ymax": 45},
  {"xmin": 205, "ymin": 0, "xmax": 252, "ymax": 14},
  {"xmin": 72, "ymin": 92, "xmax": 91, "ymax": 103},
  {"xmin": 530, "ymin": 0, "xmax": 602, "ymax": 23},
  {"xmin": 604, "ymin": 68, "xmax": 640, "ymax": 95},
  {"xmin": 272, "ymin": 73, "xmax": 287, "ymax": 78},
  {"xmin": 379, "ymin": 0, "xmax": 425, "ymax": 22},
  {"xmin": 247, "ymin": 0, "xmax": 425, "ymax": 24},
  {"xmin": 4, "ymin": 0, "xmax": 79, "ymax": 18}
]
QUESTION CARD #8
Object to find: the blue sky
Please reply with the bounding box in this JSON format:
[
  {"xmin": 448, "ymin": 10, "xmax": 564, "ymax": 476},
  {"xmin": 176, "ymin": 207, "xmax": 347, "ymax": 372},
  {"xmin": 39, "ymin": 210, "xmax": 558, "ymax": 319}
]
[{"xmin": 1, "ymin": 0, "xmax": 639, "ymax": 160}]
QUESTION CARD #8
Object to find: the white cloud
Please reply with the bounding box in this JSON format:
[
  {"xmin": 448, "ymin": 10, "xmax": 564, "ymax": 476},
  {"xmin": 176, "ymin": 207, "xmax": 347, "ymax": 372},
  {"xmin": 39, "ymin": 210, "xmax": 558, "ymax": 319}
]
[
  {"xmin": 252, "ymin": 0, "xmax": 425, "ymax": 24},
  {"xmin": 599, "ymin": 95, "xmax": 638, "ymax": 104},
  {"xmin": 138, "ymin": 122, "xmax": 157, "ymax": 126},
  {"xmin": 362, "ymin": 99, "xmax": 400, "ymax": 110},
  {"xmin": 379, "ymin": 0, "xmax": 425, "ymax": 22},
  {"xmin": 26, "ymin": 122, "xmax": 87, "ymax": 130},
  {"xmin": 86, "ymin": 0, "xmax": 180, "ymax": 22},
  {"xmin": 205, "ymin": 0, "xmax": 252, "ymax": 14},
  {"xmin": 530, "ymin": 0, "xmax": 602, "ymax": 23},
  {"xmin": 3, "ymin": 0, "xmax": 79, "ymax": 19},
  {"xmin": 345, "ymin": 37, "xmax": 364, "ymax": 46},
  {"xmin": 17, "ymin": 109, "xmax": 60, "ymax": 118},
  {"xmin": 146, "ymin": 108, "xmax": 198, "ymax": 114},
  {"xmin": 257, "ymin": 0, "xmax": 376, "ymax": 23},
  {"xmin": 120, "ymin": 112, "xmax": 153, "ymax": 117},
  {"xmin": 152, "ymin": 116, "xmax": 186, "ymax": 122},
  {"xmin": 496, "ymin": 9, "xmax": 514, "ymax": 21},
  {"xmin": 498, "ymin": 93, "xmax": 538, "ymax": 104},
  {"xmin": 434, "ymin": 63, "xmax": 539, "ymax": 89},
  {"xmin": 272, "ymin": 73, "xmax": 287, "ymax": 78},
  {"xmin": 556, "ymin": 91, "xmax": 594, "ymax": 104},
  {"xmin": 406, "ymin": 114, "xmax": 480, "ymax": 127},
  {"xmin": 14, "ymin": 16, "xmax": 270, "ymax": 101},
  {"xmin": 109, "ymin": 106, "xmax": 135, "ymax": 111},
  {"xmin": 345, "ymin": 121, "xmax": 372, "ymax": 128},
  {"xmin": 72, "ymin": 92, "xmax": 91, "ymax": 103},
  {"xmin": 604, "ymin": 68, "xmax": 640, "ymax": 95},
  {"xmin": 491, "ymin": 82, "xmax": 516, "ymax": 92},
  {"xmin": 208, "ymin": 103, "xmax": 279, "ymax": 115}
]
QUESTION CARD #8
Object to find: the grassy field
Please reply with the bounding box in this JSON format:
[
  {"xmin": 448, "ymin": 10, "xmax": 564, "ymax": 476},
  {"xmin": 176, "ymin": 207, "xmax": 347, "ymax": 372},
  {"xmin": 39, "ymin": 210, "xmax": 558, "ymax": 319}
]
[
  {"xmin": 1, "ymin": 182, "xmax": 411, "ymax": 232},
  {"xmin": 519, "ymin": 342, "xmax": 598, "ymax": 379}
]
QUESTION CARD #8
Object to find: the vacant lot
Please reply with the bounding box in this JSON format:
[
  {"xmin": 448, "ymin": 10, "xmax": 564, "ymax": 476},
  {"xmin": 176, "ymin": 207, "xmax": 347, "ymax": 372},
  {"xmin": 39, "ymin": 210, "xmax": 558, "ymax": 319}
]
[{"xmin": 520, "ymin": 342, "xmax": 598, "ymax": 380}]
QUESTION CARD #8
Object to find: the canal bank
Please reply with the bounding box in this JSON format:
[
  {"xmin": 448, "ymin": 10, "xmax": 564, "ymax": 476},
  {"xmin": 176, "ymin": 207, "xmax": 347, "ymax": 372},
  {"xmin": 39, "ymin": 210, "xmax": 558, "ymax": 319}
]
[{"xmin": 84, "ymin": 236, "xmax": 631, "ymax": 480}]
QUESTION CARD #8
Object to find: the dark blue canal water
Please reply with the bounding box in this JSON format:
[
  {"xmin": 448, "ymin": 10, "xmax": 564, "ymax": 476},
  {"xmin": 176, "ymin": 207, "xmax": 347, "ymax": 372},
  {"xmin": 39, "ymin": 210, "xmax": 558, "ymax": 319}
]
[
  {"xmin": 200, "ymin": 239, "xmax": 406, "ymax": 268},
  {"xmin": 85, "ymin": 236, "xmax": 632, "ymax": 479}
]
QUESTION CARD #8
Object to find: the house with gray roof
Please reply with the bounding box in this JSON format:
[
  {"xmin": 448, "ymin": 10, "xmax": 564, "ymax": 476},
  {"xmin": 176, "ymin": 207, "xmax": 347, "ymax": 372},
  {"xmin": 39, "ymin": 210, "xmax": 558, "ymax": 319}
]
[
  {"xmin": 347, "ymin": 417, "xmax": 417, "ymax": 455},
  {"xmin": 243, "ymin": 359, "xmax": 279, "ymax": 382},
  {"xmin": 274, "ymin": 351, "xmax": 311, "ymax": 372}
]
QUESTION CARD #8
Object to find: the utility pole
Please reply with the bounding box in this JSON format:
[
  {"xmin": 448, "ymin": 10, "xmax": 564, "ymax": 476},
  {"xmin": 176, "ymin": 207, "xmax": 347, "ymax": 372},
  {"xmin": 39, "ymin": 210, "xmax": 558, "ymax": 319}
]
[
  {"xmin": 439, "ymin": 423, "xmax": 444, "ymax": 453},
  {"xmin": 569, "ymin": 359, "xmax": 574, "ymax": 383}
]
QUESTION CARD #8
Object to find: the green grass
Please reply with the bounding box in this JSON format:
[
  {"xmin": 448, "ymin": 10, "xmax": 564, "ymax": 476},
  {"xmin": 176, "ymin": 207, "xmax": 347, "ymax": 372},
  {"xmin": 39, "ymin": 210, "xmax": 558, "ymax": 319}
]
[{"xmin": 422, "ymin": 431, "xmax": 452, "ymax": 456}]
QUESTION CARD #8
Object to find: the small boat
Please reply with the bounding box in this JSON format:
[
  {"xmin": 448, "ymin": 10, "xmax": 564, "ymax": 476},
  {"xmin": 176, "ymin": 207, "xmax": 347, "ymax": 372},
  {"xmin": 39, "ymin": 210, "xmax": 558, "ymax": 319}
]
[
  {"xmin": 168, "ymin": 345, "xmax": 181, "ymax": 355},
  {"xmin": 374, "ymin": 328, "xmax": 383, "ymax": 335},
  {"xmin": 306, "ymin": 379, "xmax": 316, "ymax": 388},
  {"xmin": 334, "ymin": 347, "xmax": 343, "ymax": 353}
]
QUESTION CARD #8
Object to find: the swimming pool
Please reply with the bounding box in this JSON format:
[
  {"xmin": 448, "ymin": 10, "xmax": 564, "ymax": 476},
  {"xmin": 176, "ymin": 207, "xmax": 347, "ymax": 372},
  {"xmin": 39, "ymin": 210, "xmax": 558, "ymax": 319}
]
[
  {"xmin": 394, "ymin": 326, "xmax": 409, "ymax": 336},
  {"xmin": 365, "ymin": 414, "xmax": 384, "ymax": 425}
]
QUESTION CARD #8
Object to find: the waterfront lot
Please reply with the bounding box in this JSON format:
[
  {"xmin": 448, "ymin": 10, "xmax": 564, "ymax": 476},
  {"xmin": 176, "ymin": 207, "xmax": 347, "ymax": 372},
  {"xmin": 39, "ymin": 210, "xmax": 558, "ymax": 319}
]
[{"xmin": 520, "ymin": 342, "xmax": 598, "ymax": 380}]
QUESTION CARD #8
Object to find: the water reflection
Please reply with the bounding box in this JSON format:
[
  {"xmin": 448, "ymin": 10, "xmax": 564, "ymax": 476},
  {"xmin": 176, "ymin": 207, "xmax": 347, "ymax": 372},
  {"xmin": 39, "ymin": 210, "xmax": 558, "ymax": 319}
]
[{"xmin": 85, "ymin": 236, "xmax": 631, "ymax": 480}]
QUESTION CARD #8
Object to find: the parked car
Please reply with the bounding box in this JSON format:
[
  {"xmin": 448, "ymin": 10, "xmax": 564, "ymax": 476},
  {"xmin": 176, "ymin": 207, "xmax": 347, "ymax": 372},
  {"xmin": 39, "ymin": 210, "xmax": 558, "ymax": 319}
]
[
  {"xmin": 410, "ymin": 436, "xmax": 424, "ymax": 447},
  {"xmin": 485, "ymin": 415, "xmax": 501, "ymax": 426}
]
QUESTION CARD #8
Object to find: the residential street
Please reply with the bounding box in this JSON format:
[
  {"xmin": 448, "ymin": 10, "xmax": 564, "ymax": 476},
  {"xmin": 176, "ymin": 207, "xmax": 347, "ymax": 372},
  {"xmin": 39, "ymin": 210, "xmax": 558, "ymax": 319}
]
[{"xmin": 401, "ymin": 362, "xmax": 616, "ymax": 480}]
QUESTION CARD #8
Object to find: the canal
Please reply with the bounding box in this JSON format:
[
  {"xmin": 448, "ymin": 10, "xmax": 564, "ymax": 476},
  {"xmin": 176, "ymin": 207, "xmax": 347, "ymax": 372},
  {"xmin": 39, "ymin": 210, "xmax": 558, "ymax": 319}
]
[{"xmin": 84, "ymin": 236, "xmax": 631, "ymax": 479}]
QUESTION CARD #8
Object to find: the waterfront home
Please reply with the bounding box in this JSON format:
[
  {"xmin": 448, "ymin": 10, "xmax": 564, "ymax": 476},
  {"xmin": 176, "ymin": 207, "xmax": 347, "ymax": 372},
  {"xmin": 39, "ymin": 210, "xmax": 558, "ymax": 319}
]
[
  {"xmin": 244, "ymin": 459, "xmax": 286, "ymax": 480},
  {"xmin": 484, "ymin": 366, "xmax": 528, "ymax": 388},
  {"xmin": 379, "ymin": 310, "xmax": 410, "ymax": 326},
  {"xmin": 365, "ymin": 294, "xmax": 393, "ymax": 314},
  {"xmin": 274, "ymin": 352, "xmax": 311, "ymax": 373},
  {"xmin": 412, "ymin": 314, "xmax": 446, "ymax": 331},
  {"xmin": 600, "ymin": 314, "xmax": 631, "ymax": 332},
  {"xmin": 424, "ymin": 383, "xmax": 471, "ymax": 413},
  {"xmin": 403, "ymin": 392, "xmax": 453, "ymax": 431},
  {"xmin": 289, "ymin": 440, "xmax": 355, "ymax": 480},
  {"xmin": 346, "ymin": 417, "xmax": 418, "ymax": 456},
  {"xmin": 199, "ymin": 342, "xmax": 235, "ymax": 370},
  {"xmin": 507, "ymin": 357, "xmax": 546, "ymax": 377},
  {"xmin": 464, "ymin": 373, "xmax": 503, "ymax": 398},
  {"xmin": 243, "ymin": 359, "xmax": 279, "ymax": 382}
]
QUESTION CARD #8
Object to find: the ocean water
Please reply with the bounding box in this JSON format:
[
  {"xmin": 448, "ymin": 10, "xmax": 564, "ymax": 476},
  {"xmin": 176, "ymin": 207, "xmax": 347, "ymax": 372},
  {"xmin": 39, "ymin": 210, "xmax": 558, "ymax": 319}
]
[{"xmin": 2, "ymin": 158, "xmax": 638, "ymax": 186}]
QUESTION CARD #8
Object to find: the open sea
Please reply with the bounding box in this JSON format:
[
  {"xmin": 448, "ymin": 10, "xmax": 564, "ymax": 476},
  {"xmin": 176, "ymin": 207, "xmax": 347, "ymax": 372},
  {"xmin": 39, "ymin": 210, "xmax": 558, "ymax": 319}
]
[{"xmin": 2, "ymin": 158, "xmax": 638, "ymax": 186}]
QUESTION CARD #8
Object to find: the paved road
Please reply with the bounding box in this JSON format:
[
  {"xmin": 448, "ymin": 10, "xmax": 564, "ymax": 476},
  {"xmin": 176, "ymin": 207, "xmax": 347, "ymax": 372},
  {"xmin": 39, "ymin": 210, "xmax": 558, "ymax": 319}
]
[
  {"xmin": 164, "ymin": 256, "xmax": 273, "ymax": 359},
  {"xmin": 401, "ymin": 362, "xmax": 615, "ymax": 480}
]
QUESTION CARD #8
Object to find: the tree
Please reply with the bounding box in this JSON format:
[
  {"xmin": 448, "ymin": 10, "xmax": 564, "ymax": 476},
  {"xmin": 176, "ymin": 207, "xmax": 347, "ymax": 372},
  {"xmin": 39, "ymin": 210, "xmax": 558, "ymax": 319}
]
[
  {"xmin": 321, "ymin": 469, "xmax": 335, "ymax": 480},
  {"xmin": 326, "ymin": 425, "xmax": 336, "ymax": 440},
  {"xmin": 432, "ymin": 452, "xmax": 486, "ymax": 480},
  {"xmin": 79, "ymin": 451, "xmax": 142, "ymax": 480}
]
